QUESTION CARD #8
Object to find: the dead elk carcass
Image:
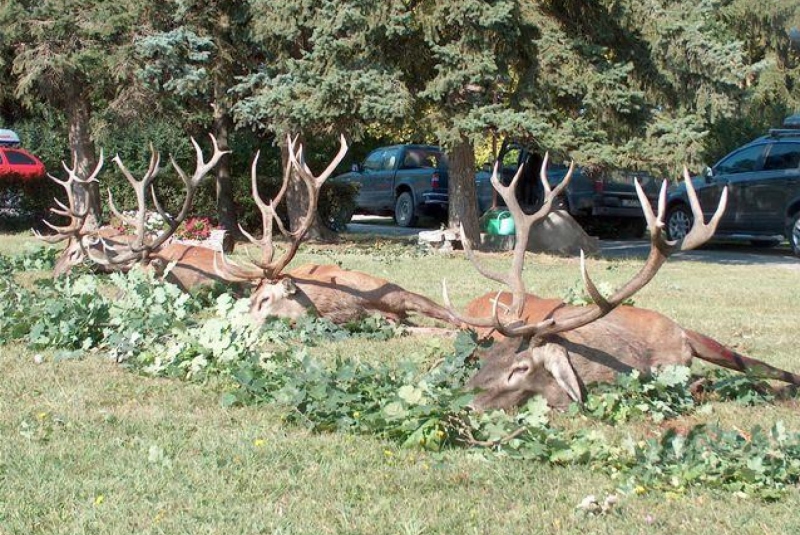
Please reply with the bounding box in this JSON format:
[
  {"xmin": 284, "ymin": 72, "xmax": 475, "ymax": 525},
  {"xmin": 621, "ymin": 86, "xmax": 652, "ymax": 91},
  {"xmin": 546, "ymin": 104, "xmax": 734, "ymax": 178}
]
[
  {"xmin": 216, "ymin": 135, "xmax": 458, "ymax": 327},
  {"xmin": 38, "ymin": 137, "xmax": 234, "ymax": 291},
  {"xmin": 443, "ymin": 156, "xmax": 800, "ymax": 410}
]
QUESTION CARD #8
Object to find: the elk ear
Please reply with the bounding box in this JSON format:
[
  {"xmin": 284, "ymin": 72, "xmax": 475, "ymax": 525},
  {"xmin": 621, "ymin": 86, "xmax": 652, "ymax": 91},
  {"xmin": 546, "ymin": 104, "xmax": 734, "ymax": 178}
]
[
  {"xmin": 532, "ymin": 344, "xmax": 582, "ymax": 403},
  {"xmin": 280, "ymin": 277, "xmax": 298, "ymax": 295}
]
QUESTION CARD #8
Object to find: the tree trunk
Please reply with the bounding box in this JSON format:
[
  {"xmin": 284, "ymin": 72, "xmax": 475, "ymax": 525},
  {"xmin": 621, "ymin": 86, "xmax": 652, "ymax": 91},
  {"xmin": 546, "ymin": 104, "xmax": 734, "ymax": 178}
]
[
  {"xmin": 211, "ymin": 88, "xmax": 237, "ymax": 253},
  {"xmin": 283, "ymin": 136, "xmax": 337, "ymax": 242},
  {"xmin": 65, "ymin": 92, "xmax": 102, "ymax": 230},
  {"xmin": 447, "ymin": 135, "xmax": 481, "ymax": 246}
]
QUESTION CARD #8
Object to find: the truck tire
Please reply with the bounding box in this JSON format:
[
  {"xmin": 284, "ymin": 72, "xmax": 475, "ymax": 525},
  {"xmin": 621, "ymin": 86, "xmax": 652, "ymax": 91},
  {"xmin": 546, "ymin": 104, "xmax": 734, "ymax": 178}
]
[
  {"xmin": 789, "ymin": 212, "xmax": 800, "ymax": 257},
  {"xmin": 666, "ymin": 204, "xmax": 692, "ymax": 241},
  {"xmin": 394, "ymin": 191, "xmax": 417, "ymax": 227}
]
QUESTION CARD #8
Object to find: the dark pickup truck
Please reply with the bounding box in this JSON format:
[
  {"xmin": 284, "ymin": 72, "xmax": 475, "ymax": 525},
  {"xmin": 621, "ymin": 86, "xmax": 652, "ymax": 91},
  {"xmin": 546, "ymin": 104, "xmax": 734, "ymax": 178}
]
[
  {"xmin": 475, "ymin": 140, "xmax": 661, "ymax": 237},
  {"xmin": 333, "ymin": 144, "xmax": 449, "ymax": 227},
  {"xmin": 335, "ymin": 140, "xmax": 660, "ymax": 235}
]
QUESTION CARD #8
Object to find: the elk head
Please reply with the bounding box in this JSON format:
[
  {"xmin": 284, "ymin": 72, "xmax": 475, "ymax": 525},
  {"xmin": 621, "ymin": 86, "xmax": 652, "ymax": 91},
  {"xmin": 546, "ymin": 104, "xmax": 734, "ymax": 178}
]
[
  {"xmin": 40, "ymin": 136, "xmax": 228, "ymax": 276},
  {"xmin": 215, "ymin": 135, "xmax": 348, "ymax": 322},
  {"xmin": 466, "ymin": 340, "xmax": 582, "ymax": 410},
  {"xmin": 445, "ymin": 158, "xmax": 727, "ymax": 411}
]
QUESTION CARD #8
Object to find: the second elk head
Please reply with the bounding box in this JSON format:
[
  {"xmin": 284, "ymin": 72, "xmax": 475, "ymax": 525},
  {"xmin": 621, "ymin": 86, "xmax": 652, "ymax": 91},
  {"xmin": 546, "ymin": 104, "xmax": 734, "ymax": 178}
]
[{"xmin": 215, "ymin": 135, "xmax": 349, "ymax": 322}]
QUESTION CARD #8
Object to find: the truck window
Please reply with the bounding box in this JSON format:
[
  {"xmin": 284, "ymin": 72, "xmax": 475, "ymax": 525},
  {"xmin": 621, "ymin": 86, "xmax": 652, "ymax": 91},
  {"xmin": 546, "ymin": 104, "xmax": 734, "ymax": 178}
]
[
  {"xmin": 401, "ymin": 148, "xmax": 440, "ymax": 169},
  {"xmin": 401, "ymin": 149, "xmax": 425, "ymax": 169},
  {"xmin": 363, "ymin": 150, "xmax": 384, "ymax": 172},
  {"xmin": 763, "ymin": 142, "xmax": 800, "ymax": 171},
  {"xmin": 381, "ymin": 148, "xmax": 400, "ymax": 171}
]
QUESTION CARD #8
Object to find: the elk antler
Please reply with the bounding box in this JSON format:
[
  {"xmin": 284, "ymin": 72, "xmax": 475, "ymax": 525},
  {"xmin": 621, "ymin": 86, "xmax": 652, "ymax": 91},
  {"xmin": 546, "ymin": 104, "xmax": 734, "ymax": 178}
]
[
  {"xmin": 35, "ymin": 152, "xmax": 105, "ymax": 244},
  {"xmin": 442, "ymin": 153, "xmax": 575, "ymax": 326},
  {"xmin": 455, "ymin": 164, "xmax": 727, "ymax": 342},
  {"xmin": 87, "ymin": 135, "xmax": 228, "ymax": 268},
  {"xmin": 216, "ymin": 134, "xmax": 348, "ymax": 282}
]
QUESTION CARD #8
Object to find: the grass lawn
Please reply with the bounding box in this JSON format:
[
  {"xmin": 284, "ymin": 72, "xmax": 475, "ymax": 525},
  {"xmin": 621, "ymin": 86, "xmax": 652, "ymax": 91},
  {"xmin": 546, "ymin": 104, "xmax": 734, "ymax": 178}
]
[{"xmin": 2, "ymin": 230, "xmax": 800, "ymax": 534}]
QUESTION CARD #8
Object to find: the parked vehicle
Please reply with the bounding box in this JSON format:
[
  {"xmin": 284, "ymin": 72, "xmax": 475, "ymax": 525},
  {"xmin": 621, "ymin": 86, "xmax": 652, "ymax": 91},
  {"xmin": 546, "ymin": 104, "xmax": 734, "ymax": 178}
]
[
  {"xmin": 333, "ymin": 144, "xmax": 448, "ymax": 227},
  {"xmin": 475, "ymin": 140, "xmax": 661, "ymax": 238},
  {"xmin": 665, "ymin": 114, "xmax": 800, "ymax": 256},
  {"xmin": 0, "ymin": 129, "xmax": 46, "ymax": 181}
]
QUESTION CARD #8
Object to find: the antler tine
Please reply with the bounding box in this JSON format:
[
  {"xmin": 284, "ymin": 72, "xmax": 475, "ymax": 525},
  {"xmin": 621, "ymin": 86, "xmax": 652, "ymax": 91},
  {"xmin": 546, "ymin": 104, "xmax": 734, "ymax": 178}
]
[
  {"xmin": 214, "ymin": 137, "xmax": 308, "ymax": 282},
  {"xmin": 679, "ymin": 167, "xmax": 728, "ymax": 250},
  {"xmin": 496, "ymin": 155, "xmax": 575, "ymax": 314},
  {"xmin": 37, "ymin": 152, "xmax": 105, "ymax": 244},
  {"xmin": 492, "ymin": 171, "xmax": 728, "ymax": 341},
  {"xmin": 268, "ymin": 134, "xmax": 348, "ymax": 276},
  {"xmin": 441, "ymin": 279, "xmax": 501, "ymax": 328},
  {"xmin": 447, "ymin": 155, "xmax": 577, "ymax": 323},
  {"xmin": 213, "ymin": 249, "xmax": 265, "ymax": 282},
  {"xmin": 110, "ymin": 147, "xmax": 162, "ymax": 253},
  {"xmin": 216, "ymin": 135, "xmax": 349, "ymax": 283}
]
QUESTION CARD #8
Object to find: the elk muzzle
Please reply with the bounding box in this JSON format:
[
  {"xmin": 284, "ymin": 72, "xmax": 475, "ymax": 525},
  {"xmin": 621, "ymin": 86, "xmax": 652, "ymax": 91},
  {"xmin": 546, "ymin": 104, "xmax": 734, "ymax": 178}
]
[{"xmin": 249, "ymin": 277, "xmax": 317, "ymax": 323}]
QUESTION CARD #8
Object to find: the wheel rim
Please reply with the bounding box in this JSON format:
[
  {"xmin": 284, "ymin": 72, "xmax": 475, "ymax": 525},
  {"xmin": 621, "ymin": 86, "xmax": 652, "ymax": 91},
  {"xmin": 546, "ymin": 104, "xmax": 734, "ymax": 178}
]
[
  {"xmin": 792, "ymin": 217, "xmax": 800, "ymax": 251},
  {"xmin": 668, "ymin": 209, "xmax": 691, "ymax": 240},
  {"xmin": 397, "ymin": 196, "xmax": 411, "ymax": 224}
]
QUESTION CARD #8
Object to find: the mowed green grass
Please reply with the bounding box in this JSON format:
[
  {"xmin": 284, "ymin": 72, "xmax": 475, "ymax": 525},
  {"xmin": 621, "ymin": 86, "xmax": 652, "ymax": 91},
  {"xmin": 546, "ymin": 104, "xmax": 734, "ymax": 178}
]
[{"xmin": 2, "ymin": 231, "xmax": 800, "ymax": 535}]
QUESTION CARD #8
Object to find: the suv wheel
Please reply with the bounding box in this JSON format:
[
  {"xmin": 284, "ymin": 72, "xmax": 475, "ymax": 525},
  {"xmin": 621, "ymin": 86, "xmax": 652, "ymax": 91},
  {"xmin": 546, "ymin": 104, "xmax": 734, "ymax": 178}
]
[
  {"xmin": 394, "ymin": 191, "xmax": 417, "ymax": 227},
  {"xmin": 789, "ymin": 212, "xmax": 800, "ymax": 257},
  {"xmin": 666, "ymin": 204, "xmax": 693, "ymax": 241}
]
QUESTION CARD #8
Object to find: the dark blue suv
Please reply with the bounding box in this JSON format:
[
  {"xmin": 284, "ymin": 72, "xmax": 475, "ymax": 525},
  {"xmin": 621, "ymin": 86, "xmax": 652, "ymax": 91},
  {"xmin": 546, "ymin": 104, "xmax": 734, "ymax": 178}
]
[{"xmin": 665, "ymin": 115, "xmax": 800, "ymax": 256}]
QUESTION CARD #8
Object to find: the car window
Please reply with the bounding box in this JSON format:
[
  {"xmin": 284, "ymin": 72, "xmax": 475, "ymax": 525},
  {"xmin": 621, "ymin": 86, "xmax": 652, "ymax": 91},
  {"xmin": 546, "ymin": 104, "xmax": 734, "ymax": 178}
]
[
  {"xmin": 5, "ymin": 150, "xmax": 37, "ymax": 165},
  {"xmin": 363, "ymin": 150, "xmax": 384, "ymax": 172},
  {"xmin": 381, "ymin": 148, "xmax": 400, "ymax": 171},
  {"xmin": 714, "ymin": 145, "xmax": 765, "ymax": 175},
  {"xmin": 401, "ymin": 149, "xmax": 426, "ymax": 169},
  {"xmin": 763, "ymin": 142, "xmax": 800, "ymax": 171}
]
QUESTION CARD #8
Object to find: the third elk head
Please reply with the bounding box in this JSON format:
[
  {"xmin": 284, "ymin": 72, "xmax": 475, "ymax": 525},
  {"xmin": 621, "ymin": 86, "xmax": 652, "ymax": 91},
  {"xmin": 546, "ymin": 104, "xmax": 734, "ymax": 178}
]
[{"xmin": 444, "ymin": 156, "xmax": 727, "ymax": 411}]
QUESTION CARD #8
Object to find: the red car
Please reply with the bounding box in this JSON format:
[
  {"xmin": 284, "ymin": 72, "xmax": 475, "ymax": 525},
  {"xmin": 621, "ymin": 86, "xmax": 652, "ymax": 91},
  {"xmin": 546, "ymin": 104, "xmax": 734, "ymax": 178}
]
[{"xmin": 0, "ymin": 129, "xmax": 46, "ymax": 181}]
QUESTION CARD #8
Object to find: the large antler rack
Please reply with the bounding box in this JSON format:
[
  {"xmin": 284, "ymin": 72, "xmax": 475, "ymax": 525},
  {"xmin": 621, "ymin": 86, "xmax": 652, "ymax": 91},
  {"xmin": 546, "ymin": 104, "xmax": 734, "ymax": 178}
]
[
  {"xmin": 442, "ymin": 153, "xmax": 575, "ymax": 325},
  {"xmin": 89, "ymin": 134, "xmax": 228, "ymax": 268},
  {"xmin": 35, "ymin": 152, "xmax": 105, "ymax": 244},
  {"xmin": 446, "ymin": 162, "xmax": 728, "ymax": 345},
  {"xmin": 216, "ymin": 134, "xmax": 348, "ymax": 282}
]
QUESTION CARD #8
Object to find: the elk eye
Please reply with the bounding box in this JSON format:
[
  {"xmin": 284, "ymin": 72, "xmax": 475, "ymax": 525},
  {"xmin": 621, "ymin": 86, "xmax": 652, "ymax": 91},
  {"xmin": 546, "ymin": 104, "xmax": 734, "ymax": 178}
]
[{"xmin": 507, "ymin": 363, "xmax": 530, "ymax": 382}]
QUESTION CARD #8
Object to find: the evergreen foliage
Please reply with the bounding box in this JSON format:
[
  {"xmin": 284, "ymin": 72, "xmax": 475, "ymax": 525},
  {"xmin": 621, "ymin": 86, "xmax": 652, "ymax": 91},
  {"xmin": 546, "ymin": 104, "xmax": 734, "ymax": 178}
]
[{"xmin": 1, "ymin": 0, "xmax": 799, "ymax": 224}]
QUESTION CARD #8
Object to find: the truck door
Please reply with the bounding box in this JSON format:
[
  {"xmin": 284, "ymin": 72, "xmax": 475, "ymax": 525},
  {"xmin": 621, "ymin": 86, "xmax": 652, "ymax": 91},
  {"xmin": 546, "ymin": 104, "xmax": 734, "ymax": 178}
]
[{"xmin": 357, "ymin": 147, "xmax": 399, "ymax": 211}]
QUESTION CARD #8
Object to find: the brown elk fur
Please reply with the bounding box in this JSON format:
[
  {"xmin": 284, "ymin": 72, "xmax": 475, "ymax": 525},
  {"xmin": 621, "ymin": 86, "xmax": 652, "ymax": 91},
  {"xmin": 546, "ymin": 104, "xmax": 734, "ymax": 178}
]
[
  {"xmin": 250, "ymin": 263, "xmax": 458, "ymax": 325},
  {"xmin": 54, "ymin": 231, "xmax": 233, "ymax": 292},
  {"xmin": 464, "ymin": 292, "xmax": 800, "ymax": 410}
]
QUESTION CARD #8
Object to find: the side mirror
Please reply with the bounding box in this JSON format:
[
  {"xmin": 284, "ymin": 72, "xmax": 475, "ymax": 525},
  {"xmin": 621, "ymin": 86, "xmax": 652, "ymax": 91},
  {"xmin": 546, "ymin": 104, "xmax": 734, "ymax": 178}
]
[
  {"xmin": 351, "ymin": 163, "xmax": 361, "ymax": 173},
  {"xmin": 704, "ymin": 166, "xmax": 713, "ymax": 183}
]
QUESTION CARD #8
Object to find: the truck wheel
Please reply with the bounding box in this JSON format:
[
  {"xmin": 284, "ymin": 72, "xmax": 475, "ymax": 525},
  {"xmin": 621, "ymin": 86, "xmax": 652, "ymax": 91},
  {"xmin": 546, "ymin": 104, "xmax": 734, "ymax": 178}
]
[
  {"xmin": 394, "ymin": 192, "xmax": 417, "ymax": 227},
  {"xmin": 789, "ymin": 212, "xmax": 800, "ymax": 257},
  {"xmin": 666, "ymin": 204, "xmax": 692, "ymax": 241}
]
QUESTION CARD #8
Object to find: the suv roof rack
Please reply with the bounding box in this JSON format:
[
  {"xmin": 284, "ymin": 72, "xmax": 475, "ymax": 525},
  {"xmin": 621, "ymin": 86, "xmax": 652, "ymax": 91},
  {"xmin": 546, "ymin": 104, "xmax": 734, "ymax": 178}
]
[{"xmin": 768, "ymin": 129, "xmax": 800, "ymax": 138}]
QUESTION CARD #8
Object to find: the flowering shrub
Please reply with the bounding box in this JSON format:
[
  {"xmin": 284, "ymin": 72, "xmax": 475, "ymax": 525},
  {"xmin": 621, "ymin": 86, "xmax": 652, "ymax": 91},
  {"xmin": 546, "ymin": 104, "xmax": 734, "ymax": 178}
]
[{"xmin": 176, "ymin": 216, "xmax": 214, "ymax": 241}]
